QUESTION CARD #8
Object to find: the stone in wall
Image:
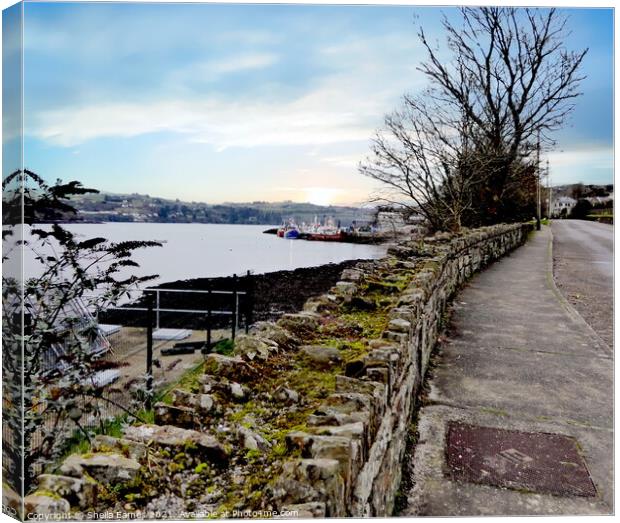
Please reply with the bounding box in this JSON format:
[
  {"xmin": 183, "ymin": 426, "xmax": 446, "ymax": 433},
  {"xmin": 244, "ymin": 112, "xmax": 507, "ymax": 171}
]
[
  {"xmin": 300, "ymin": 345, "xmax": 342, "ymax": 367},
  {"xmin": 24, "ymin": 494, "xmax": 70, "ymax": 516},
  {"xmin": 250, "ymin": 321, "xmax": 300, "ymax": 350},
  {"xmin": 60, "ymin": 453, "xmax": 141, "ymax": 485},
  {"xmin": 277, "ymin": 313, "xmax": 321, "ymax": 336},
  {"xmin": 123, "ymin": 424, "xmax": 228, "ymax": 466},
  {"xmin": 203, "ymin": 353, "xmax": 256, "ymax": 382},
  {"xmin": 92, "ymin": 435, "xmax": 148, "ymax": 461},
  {"xmin": 37, "ymin": 474, "xmax": 97, "ymax": 509},
  {"xmin": 272, "ymin": 459, "xmax": 345, "ymax": 517},
  {"xmin": 234, "ymin": 334, "xmax": 280, "ymax": 361}
]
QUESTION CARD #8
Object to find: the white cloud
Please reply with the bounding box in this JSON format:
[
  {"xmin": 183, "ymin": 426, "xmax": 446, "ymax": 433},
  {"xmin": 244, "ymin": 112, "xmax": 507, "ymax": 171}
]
[
  {"xmin": 212, "ymin": 53, "xmax": 277, "ymax": 74},
  {"xmin": 29, "ymin": 62, "xmax": 410, "ymax": 149},
  {"xmin": 546, "ymin": 146, "xmax": 613, "ymax": 184},
  {"xmin": 170, "ymin": 52, "xmax": 278, "ymax": 85},
  {"xmin": 214, "ymin": 30, "xmax": 281, "ymax": 47},
  {"xmin": 31, "ymin": 95, "xmax": 370, "ymax": 149},
  {"xmin": 320, "ymin": 154, "xmax": 363, "ymax": 168},
  {"xmin": 547, "ymin": 146, "xmax": 613, "ymax": 169},
  {"xmin": 27, "ymin": 31, "xmax": 426, "ymax": 150}
]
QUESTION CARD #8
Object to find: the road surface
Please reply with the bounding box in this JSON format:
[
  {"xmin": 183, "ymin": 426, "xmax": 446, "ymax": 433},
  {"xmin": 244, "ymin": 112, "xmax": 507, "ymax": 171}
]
[{"xmin": 551, "ymin": 219, "xmax": 613, "ymax": 347}]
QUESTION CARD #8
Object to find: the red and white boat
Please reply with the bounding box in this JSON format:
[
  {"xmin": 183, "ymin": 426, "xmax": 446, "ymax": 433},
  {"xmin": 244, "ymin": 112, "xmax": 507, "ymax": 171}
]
[
  {"xmin": 307, "ymin": 230, "xmax": 345, "ymax": 241},
  {"xmin": 304, "ymin": 216, "xmax": 345, "ymax": 241}
]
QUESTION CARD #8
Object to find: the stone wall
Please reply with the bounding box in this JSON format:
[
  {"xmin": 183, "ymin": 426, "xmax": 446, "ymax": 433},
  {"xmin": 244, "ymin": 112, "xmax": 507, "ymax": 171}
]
[
  {"xmin": 271, "ymin": 223, "xmax": 530, "ymax": 517},
  {"xmin": 16, "ymin": 223, "xmax": 530, "ymax": 519}
]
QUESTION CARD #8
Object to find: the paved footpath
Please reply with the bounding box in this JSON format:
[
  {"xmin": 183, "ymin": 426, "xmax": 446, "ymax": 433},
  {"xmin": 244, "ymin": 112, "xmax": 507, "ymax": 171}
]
[{"xmin": 402, "ymin": 226, "xmax": 613, "ymax": 516}]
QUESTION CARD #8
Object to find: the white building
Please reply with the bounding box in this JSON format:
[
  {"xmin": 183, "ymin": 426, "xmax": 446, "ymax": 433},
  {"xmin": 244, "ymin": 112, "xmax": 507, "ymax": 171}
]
[{"xmin": 551, "ymin": 196, "xmax": 577, "ymax": 217}]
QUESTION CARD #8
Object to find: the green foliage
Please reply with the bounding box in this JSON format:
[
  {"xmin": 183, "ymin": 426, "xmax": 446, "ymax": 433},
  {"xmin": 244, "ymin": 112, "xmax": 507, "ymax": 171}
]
[
  {"xmin": 2, "ymin": 169, "xmax": 161, "ymax": 492},
  {"xmin": 194, "ymin": 462, "xmax": 210, "ymax": 474},
  {"xmin": 212, "ymin": 338, "xmax": 235, "ymax": 356},
  {"xmin": 159, "ymin": 361, "xmax": 205, "ymax": 400},
  {"xmin": 270, "ymin": 442, "xmax": 288, "ymax": 458},
  {"xmin": 244, "ymin": 449, "xmax": 262, "ymax": 461}
]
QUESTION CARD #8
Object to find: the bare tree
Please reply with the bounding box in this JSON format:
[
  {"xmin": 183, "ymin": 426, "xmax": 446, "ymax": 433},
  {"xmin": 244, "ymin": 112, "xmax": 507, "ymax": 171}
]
[
  {"xmin": 361, "ymin": 92, "xmax": 493, "ymax": 231},
  {"xmin": 361, "ymin": 7, "xmax": 587, "ymax": 230},
  {"xmin": 418, "ymin": 7, "xmax": 587, "ymax": 222}
]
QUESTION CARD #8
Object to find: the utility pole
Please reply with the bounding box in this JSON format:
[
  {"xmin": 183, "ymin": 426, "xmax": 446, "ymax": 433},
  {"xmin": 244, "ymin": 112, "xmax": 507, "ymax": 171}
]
[
  {"xmin": 536, "ymin": 130, "xmax": 541, "ymax": 231},
  {"xmin": 546, "ymin": 159, "xmax": 552, "ymax": 220}
]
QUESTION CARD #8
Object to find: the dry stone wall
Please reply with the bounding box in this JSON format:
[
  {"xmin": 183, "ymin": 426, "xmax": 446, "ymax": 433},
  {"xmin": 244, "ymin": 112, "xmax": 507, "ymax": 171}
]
[
  {"xmin": 271, "ymin": 223, "xmax": 530, "ymax": 517},
  {"xmin": 17, "ymin": 223, "xmax": 530, "ymax": 519}
]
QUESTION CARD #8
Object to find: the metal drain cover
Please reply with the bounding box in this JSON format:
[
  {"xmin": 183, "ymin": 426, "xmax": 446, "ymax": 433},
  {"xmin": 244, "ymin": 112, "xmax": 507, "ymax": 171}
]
[{"xmin": 446, "ymin": 422, "xmax": 597, "ymax": 497}]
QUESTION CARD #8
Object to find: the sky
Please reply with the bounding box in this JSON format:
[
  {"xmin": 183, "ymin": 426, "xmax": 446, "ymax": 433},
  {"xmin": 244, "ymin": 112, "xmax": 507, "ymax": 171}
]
[{"xmin": 7, "ymin": 2, "xmax": 615, "ymax": 205}]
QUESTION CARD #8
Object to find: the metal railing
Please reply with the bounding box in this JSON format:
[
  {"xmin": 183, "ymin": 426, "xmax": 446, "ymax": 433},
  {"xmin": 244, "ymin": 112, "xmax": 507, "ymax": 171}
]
[{"xmin": 148, "ymin": 288, "xmax": 247, "ymax": 329}]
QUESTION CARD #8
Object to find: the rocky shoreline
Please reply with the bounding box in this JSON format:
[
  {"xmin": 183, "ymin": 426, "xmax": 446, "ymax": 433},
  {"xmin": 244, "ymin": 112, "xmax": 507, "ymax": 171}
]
[{"xmin": 157, "ymin": 260, "xmax": 378, "ymax": 326}]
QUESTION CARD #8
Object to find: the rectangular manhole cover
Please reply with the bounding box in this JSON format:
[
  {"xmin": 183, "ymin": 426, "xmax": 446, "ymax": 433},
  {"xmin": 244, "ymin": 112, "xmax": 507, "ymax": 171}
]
[{"xmin": 446, "ymin": 422, "xmax": 597, "ymax": 497}]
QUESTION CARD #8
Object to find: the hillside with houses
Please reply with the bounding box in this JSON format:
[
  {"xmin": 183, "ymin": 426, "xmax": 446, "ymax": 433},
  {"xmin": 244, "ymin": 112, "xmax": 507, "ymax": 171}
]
[
  {"xmin": 548, "ymin": 183, "xmax": 613, "ymax": 219},
  {"xmin": 66, "ymin": 193, "xmax": 377, "ymax": 227}
]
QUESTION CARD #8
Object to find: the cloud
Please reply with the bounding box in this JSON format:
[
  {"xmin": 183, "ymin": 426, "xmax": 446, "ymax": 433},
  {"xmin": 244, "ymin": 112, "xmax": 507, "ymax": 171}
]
[
  {"xmin": 211, "ymin": 53, "xmax": 277, "ymax": 74},
  {"xmin": 214, "ymin": 29, "xmax": 281, "ymax": 47},
  {"xmin": 547, "ymin": 146, "xmax": 613, "ymax": 169},
  {"xmin": 170, "ymin": 53, "xmax": 279, "ymax": 85},
  {"xmin": 546, "ymin": 145, "xmax": 613, "ymax": 184},
  {"xmin": 26, "ymin": 26, "xmax": 427, "ymax": 150},
  {"xmin": 30, "ymin": 95, "xmax": 370, "ymax": 149},
  {"xmin": 319, "ymin": 154, "xmax": 363, "ymax": 168},
  {"xmin": 28, "ymin": 56, "xmax": 413, "ymax": 149}
]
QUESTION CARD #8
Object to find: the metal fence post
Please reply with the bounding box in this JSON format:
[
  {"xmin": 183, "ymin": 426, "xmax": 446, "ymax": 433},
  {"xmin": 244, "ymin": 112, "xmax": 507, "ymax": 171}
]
[
  {"xmin": 207, "ymin": 286, "xmax": 212, "ymax": 350},
  {"xmin": 146, "ymin": 293, "xmax": 154, "ymax": 411},
  {"xmin": 155, "ymin": 289, "xmax": 160, "ymax": 329},
  {"xmin": 231, "ymin": 274, "xmax": 237, "ymax": 341},
  {"xmin": 245, "ymin": 270, "xmax": 253, "ymax": 334}
]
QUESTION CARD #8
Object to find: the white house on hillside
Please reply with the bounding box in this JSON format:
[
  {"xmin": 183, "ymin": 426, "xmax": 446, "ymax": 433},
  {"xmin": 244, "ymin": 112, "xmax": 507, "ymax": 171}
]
[{"xmin": 551, "ymin": 196, "xmax": 577, "ymax": 217}]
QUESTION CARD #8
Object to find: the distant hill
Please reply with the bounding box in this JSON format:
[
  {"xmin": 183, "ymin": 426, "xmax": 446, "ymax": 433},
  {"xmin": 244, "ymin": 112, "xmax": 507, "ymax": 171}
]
[{"xmin": 67, "ymin": 192, "xmax": 376, "ymax": 227}]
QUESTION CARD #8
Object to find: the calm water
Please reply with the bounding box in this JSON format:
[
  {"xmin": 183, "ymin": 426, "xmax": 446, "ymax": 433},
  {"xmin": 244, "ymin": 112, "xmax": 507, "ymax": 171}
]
[{"xmin": 24, "ymin": 223, "xmax": 386, "ymax": 287}]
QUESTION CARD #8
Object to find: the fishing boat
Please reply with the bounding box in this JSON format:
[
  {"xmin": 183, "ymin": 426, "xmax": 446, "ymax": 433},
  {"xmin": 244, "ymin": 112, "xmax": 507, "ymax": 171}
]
[
  {"xmin": 307, "ymin": 230, "xmax": 345, "ymax": 241},
  {"xmin": 283, "ymin": 228, "xmax": 300, "ymax": 239},
  {"xmin": 277, "ymin": 219, "xmax": 300, "ymax": 239},
  {"xmin": 304, "ymin": 216, "xmax": 344, "ymax": 241}
]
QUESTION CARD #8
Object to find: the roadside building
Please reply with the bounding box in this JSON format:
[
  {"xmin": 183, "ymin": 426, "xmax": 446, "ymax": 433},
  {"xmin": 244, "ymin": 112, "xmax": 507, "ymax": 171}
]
[{"xmin": 551, "ymin": 196, "xmax": 577, "ymax": 218}]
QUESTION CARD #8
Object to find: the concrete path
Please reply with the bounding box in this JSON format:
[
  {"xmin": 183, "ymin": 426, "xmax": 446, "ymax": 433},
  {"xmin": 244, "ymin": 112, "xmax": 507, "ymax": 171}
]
[
  {"xmin": 552, "ymin": 219, "xmax": 613, "ymax": 347},
  {"xmin": 402, "ymin": 227, "xmax": 613, "ymax": 516}
]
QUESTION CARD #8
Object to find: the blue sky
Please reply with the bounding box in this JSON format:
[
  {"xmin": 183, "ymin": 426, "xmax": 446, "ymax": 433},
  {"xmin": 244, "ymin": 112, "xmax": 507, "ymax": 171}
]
[{"xmin": 11, "ymin": 3, "xmax": 615, "ymax": 205}]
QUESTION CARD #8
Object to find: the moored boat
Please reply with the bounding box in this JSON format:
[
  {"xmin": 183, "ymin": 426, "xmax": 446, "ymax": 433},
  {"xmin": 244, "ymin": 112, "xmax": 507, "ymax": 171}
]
[
  {"xmin": 278, "ymin": 219, "xmax": 300, "ymax": 239},
  {"xmin": 307, "ymin": 230, "xmax": 345, "ymax": 241}
]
